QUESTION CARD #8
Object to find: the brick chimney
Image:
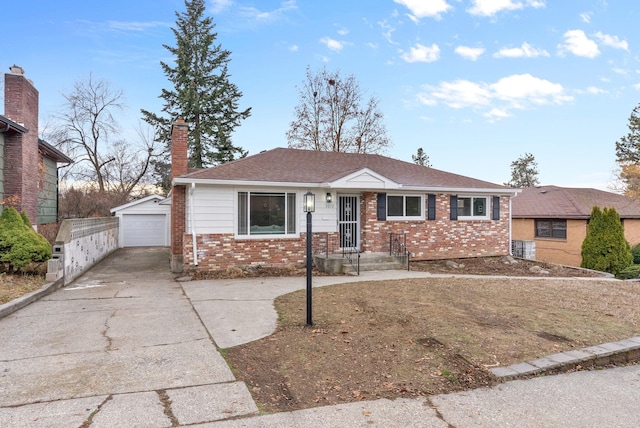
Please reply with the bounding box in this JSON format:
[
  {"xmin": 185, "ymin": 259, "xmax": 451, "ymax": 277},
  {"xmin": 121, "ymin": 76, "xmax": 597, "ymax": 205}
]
[
  {"xmin": 3, "ymin": 65, "xmax": 39, "ymax": 225},
  {"xmin": 170, "ymin": 119, "xmax": 188, "ymax": 272},
  {"xmin": 171, "ymin": 118, "xmax": 188, "ymax": 179}
]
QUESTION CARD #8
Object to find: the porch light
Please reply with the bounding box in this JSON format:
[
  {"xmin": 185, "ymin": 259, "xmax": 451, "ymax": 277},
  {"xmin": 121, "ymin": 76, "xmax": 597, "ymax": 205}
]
[
  {"xmin": 326, "ymin": 192, "xmax": 332, "ymax": 203},
  {"xmin": 304, "ymin": 191, "xmax": 315, "ymax": 212},
  {"xmin": 303, "ymin": 191, "xmax": 315, "ymax": 326}
]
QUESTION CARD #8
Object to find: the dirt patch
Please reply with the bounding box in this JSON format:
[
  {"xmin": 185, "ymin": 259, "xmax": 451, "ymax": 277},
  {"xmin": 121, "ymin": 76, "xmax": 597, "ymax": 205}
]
[
  {"xmin": 411, "ymin": 256, "xmax": 605, "ymax": 277},
  {"xmin": 0, "ymin": 273, "xmax": 47, "ymax": 305},
  {"xmin": 224, "ymin": 274, "xmax": 640, "ymax": 413}
]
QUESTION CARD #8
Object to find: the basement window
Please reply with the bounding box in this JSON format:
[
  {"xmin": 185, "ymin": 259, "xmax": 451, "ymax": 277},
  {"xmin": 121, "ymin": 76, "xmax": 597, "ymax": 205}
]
[{"xmin": 535, "ymin": 219, "xmax": 567, "ymax": 239}]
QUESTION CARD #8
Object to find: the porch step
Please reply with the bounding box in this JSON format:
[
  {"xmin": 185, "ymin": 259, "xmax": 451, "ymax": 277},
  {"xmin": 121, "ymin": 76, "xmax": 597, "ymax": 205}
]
[{"xmin": 314, "ymin": 252, "xmax": 407, "ymax": 275}]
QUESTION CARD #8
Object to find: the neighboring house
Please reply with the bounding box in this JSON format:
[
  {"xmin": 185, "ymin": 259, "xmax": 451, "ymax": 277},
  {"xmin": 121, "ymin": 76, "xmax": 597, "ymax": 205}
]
[
  {"xmin": 110, "ymin": 195, "xmax": 171, "ymax": 247},
  {"xmin": 511, "ymin": 185, "xmax": 640, "ymax": 267},
  {"xmin": 168, "ymin": 120, "xmax": 519, "ymax": 273},
  {"xmin": 0, "ymin": 65, "xmax": 72, "ymax": 226}
]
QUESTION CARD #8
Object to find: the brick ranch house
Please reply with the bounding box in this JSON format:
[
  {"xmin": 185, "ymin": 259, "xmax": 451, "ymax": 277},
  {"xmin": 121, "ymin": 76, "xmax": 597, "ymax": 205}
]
[
  {"xmin": 512, "ymin": 185, "xmax": 640, "ymax": 267},
  {"xmin": 0, "ymin": 65, "xmax": 72, "ymax": 227},
  {"xmin": 169, "ymin": 120, "xmax": 520, "ymax": 273}
]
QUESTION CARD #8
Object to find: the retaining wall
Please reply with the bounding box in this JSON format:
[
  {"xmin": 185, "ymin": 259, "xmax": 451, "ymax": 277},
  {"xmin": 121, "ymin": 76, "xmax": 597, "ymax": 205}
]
[{"xmin": 49, "ymin": 217, "xmax": 119, "ymax": 285}]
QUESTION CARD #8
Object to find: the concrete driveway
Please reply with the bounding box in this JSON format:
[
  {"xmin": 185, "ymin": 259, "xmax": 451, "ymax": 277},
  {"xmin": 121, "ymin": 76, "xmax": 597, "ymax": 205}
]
[
  {"xmin": 0, "ymin": 248, "xmax": 257, "ymax": 427},
  {"xmin": 2, "ymin": 247, "xmax": 640, "ymax": 427}
]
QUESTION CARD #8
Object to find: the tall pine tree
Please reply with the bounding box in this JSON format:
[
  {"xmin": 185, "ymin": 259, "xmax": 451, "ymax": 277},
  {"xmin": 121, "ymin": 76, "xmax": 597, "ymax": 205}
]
[{"xmin": 142, "ymin": 0, "xmax": 251, "ymax": 192}]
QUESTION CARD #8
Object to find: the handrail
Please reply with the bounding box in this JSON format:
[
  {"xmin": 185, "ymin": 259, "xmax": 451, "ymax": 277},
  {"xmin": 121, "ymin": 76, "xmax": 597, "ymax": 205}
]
[
  {"xmin": 312, "ymin": 232, "xmax": 360, "ymax": 275},
  {"xmin": 342, "ymin": 246, "xmax": 360, "ymax": 275},
  {"xmin": 389, "ymin": 232, "xmax": 411, "ymax": 271}
]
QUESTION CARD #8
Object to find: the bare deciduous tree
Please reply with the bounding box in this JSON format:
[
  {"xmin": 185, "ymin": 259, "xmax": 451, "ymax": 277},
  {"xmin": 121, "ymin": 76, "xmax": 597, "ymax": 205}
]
[
  {"xmin": 287, "ymin": 66, "xmax": 392, "ymax": 154},
  {"xmin": 47, "ymin": 74, "xmax": 158, "ymax": 216}
]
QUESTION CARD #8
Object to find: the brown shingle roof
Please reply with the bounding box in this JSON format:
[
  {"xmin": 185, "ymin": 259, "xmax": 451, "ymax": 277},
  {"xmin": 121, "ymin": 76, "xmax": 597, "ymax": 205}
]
[
  {"xmin": 512, "ymin": 185, "xmax": 640, "ymax": 219},
  {"xmin": 180, "ymin": 147, "xmax": 510, "ymax": 191}
]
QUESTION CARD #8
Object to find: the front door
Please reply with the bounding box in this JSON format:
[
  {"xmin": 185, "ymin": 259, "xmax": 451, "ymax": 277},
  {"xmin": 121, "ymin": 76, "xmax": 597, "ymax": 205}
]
[{"xmin": 338, "ymin": 195, "xmax": 359, "ymax": 250}]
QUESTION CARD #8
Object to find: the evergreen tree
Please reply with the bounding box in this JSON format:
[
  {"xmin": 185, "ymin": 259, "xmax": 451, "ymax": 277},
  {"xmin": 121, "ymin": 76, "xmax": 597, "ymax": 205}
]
[
  {"xmin": 581, "ymin": 206, "xmax": 633, "ymax": 276},
  {"xmin": 505, "ymin": 152, "xmax": 539, "ymax": 188},
  {"xmin": 142, "ymin": 0, "xmax": 251, "ymax": 191},
  {"xmin": 412, "ymin": 147, "xmax": 431, "ymax": 167}
]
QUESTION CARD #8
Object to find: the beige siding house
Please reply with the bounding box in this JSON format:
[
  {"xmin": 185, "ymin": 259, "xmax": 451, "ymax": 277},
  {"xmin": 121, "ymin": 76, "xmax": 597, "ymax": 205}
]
[{"xmin": 512, "ymin": 186, "xmax": 640, "ymax": 267}]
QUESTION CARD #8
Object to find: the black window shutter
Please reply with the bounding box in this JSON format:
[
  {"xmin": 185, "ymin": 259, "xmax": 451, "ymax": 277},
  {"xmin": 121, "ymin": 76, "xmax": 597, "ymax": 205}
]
[
  {"xmin": 427, "ymin": 194, "xmax": 436, "ymax": 220},
  {"xmin": 377, "ymin": 193, "xmax": 387, "ymax": 221},
  {"xmin": 450, "ymin": 195, "xmax": 458, "ymax": 220},
  {"xmin": 492, "ymin": 196, "xmax": 500, "ymax": 220}
]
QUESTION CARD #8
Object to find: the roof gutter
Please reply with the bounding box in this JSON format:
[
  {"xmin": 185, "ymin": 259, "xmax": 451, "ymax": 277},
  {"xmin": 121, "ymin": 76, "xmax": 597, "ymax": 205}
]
[
  {"xmin": 0, "ymin": 116, "xmax": 28, "ymax": 134},
  {"xmin": 172, "ymin": 177, "xmax": 521, "ymax": 196}
]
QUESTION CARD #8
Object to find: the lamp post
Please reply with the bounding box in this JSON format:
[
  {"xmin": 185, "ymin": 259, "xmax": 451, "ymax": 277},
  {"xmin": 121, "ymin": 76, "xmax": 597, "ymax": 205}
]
[{"xmin": 303, "ymin": 191, "xmax": 315, "ymax": 326}]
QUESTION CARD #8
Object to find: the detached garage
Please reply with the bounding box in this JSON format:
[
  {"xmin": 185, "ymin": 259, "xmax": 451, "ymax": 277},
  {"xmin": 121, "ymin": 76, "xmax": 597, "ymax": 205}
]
[{"xmin": 111, "ymin": 195, "xmax": 170, "ymax": 247}]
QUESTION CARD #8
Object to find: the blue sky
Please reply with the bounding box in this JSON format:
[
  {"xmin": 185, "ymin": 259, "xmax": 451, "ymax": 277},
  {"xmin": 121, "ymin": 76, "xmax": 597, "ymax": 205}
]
[{"xmin": 3, "ymin": 0, "xmax": 639, "ymax": 190}]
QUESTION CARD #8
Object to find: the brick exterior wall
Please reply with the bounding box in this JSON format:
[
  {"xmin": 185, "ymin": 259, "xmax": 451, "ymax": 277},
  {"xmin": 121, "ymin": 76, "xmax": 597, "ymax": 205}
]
[
  {"xmin": 183, "ymin": 233, "xmax": 309, "ymax": 271},
  {"xmin": 179, "ymin": 192, "xmax": 511, "ymax": 273},
  {"xmin": 3, "ymin": 67, "xmax": 39, "ymax": 224},
  {"xmin": 360, "ymin": 192, "xmax": 510, "ymax": 260},
  {"xmin": 170, "ymin": 119, "xmax": 189, "ymax": 272}
]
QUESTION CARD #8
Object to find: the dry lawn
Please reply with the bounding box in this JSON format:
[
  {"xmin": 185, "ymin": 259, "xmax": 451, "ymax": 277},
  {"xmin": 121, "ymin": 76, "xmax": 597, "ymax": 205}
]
[
  {"xmin": 225, "ymin": 276, "xmax": 640, "ymax": 413},
  {"xmin": 0, "ymin": 273, "xmax": 47, "ymax": 305}
]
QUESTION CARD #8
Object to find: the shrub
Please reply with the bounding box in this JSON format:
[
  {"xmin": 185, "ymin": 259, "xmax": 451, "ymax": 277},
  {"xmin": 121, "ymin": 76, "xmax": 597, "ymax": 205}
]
[
  {"xmin": 0, "ymin": 208, "xmax": 52, "ymax": 272},
  {"xmin": 632, "ymin": 244, "xmax": 640, "ymax": 264},
  {"xmin": 581, "ymin": 206, "xmax": 633, "ymax": 276},
  {"xmin": 617, "ymin": 264, "xmax": 640, "ymax": 280}
]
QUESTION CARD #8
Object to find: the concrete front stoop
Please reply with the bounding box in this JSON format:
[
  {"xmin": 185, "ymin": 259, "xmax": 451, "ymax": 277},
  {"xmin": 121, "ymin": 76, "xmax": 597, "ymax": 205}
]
[{"xmin": 314, "ymin": 252, "xmax": 407, "ymax": 275}]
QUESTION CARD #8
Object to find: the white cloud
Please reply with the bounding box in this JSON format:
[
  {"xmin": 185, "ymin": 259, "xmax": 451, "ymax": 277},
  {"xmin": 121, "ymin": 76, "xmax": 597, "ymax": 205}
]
[
  {"xmin": 393, "ymin": 0, "xmax": 452, "ymax": 19},
  {"xmin": 494, "ymin": 42, "xmax": 549, "ymax": 58},
  {"xmin": 378, "ymin": 20, "xmax": 397, "ymax": 45},
  {"xmin": 107, "ymin": 21, "xmax": 168, "ymax": 32},
  {"xmin": 455, "ymin": 46, "xmax": 485, "ymax": 61},
  {"xmin": 558, "ymin": 29, "xmax": 599, "ymax": 58},
  {"xmin": 400, "ymin": 43, "xmax": 440, "ymax": 63},
  {"xmin": 594, "ymin": 32, "xmax": 629, "ymax": 51},
  {"xmin": 288, "ymin": 44, "xmax": 298, "ymax": 52},
  {"xmin": 320, "ymin": 37, "xmax": 345, "ymax": 52},
  {"xmin": 584, "ymin": 86, "xmax": 607, "ymax": 94},
  {"xmin": 239, "ymin": 0, "xmax": 297, "ymax": 22},
  {"xmin": 491, "ymin": 74, "xmax": 571, "ymax": 105},
  {"xmin": 417, "ymin": 73, "xmax": 572, "ymax": 120},
  {"xmin": 467, "ymin": 0, "xmax": 544, "ymax": 17},
  {"xmin": 210, "ymin": 0, "xmax": 234, "ymax": 14},
  {"xmin": 633, "ymin": 83, "xmax": 640, "ymax": 90},
  {"xmin": 484, "ymin": 108, "xmax": 512, "ymax": 120},
  {"xmin": 580, "ymin": 11, "xmax": 592, "ymax": 23},
  {"xmin": 426, "ymin": 80, "xmax": 492, "ymax": 108},
  {"xmin": 336, "ymin": 27, "xmax": 349, "ymax": 36}
]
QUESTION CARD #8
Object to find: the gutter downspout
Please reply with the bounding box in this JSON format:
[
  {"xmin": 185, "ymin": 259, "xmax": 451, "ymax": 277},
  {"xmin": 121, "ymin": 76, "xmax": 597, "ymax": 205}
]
[
  {"xmin": 190, "ymin": 182, "xmax": 198, "ymax": 266},
  {"xmin": 509, "ymin": 191, "xmax": 520, "ymax": 256}
]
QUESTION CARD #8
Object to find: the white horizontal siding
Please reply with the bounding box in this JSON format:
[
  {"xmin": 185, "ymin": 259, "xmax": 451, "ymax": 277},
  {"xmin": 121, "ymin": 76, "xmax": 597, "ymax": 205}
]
[
  {"xmin": 188, "ymin": 186, "xmax": 235, "ymax": 234},
  {"xmin": 187, "ymin": 185, "xmax": 339, "ymax": 236}
]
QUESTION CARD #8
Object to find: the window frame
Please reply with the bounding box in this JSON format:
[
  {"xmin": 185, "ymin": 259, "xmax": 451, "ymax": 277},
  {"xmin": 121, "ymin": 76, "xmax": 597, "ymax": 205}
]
[
  {"xmin": 386, "ymin": 194, "xmax": 424, "ymax": 221},
  {"xmin": 535, "ymin": 219, "xmax": 567, "ymax": 239},
  {"xmin": 456, "ymin": 195, "xmax": 490, "ymax": 220},
  {"xmin": 236, "ymin": 191, "xmax": 298, "ymax": 238}
]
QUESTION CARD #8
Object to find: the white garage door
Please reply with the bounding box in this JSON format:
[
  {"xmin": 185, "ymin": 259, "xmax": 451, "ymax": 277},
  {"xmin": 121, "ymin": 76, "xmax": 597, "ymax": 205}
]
[{"xmin": 122, "ymin": 214, "xmax": 168, "ymax": 247}]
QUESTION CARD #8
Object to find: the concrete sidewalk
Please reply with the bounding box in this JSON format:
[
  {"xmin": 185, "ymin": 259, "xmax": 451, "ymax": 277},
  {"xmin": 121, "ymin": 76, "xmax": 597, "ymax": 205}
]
[{"xmin": 2, "ymin": 247, "xmax": 640, "ymax": 427}]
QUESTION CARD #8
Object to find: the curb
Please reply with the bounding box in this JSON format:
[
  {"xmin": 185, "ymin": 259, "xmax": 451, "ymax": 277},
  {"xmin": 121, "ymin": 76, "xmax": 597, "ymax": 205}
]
[
  {"xmin": 0, "ymin": 277, "xmax": 65, "ymax": 320},
  {"xmin": 492, "ymin": 337, "xmax": 640, "ymax": 379}
]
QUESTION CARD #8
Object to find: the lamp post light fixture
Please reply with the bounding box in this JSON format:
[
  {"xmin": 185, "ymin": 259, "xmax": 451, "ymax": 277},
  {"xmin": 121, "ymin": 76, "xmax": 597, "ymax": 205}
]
[
  {"xmin": 326, "ymin": 192, "xmax": 332, "ymax": 204},
  {"xmin": 303, "ymin": 191, "xmax": 315, "ymax": 326}
]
